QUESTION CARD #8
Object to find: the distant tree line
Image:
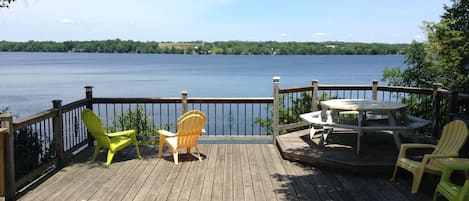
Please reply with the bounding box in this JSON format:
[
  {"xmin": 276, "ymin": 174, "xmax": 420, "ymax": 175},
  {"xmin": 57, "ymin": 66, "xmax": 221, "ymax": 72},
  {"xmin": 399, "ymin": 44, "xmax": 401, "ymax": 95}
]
[{"xmin": 0, "ymin": 40, "xmax": 409, "ymax": 55}]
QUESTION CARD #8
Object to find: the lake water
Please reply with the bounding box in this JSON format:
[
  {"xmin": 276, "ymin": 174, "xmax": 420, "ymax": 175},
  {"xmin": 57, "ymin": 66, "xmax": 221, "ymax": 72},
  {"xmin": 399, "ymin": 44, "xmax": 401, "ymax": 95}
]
[{"xmin": 0, "ymin": 52, "xmax": 406, "ymax": 117}]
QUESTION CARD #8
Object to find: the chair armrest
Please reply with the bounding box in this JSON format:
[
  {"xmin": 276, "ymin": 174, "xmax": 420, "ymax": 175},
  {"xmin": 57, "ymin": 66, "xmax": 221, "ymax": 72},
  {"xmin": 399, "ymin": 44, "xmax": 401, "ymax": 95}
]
[
  {"xmin": 424, "ymin": 154, "xmax": 459, "ymax": 160},
  {"xmin": 397, "ymin": 143, "xmax": 436, "ymax": 158},
  {"xmin": 421, "ymin": 154, "xmax": 459, "ymax": 167},
  {"xmin": 159, "ymin": 130, "xmax": 176, "ymax": 137},
  {"xmin": 441, "ymin": 159, "xmax": 469, "ymax": 171},
  {"xmin": 439, "ymin": 160, "xmax": 469, "ymax": 184},
  {"xmin": 461, "ymin": 180, "xmax": 469, "ymax": 199},
  {"xmin": 400, "ymin": 143, "xmax": 437, "ymax": 150},
  {"xmin": 107, "ymin": 129, "xmax": 136, "ymax": 137}
]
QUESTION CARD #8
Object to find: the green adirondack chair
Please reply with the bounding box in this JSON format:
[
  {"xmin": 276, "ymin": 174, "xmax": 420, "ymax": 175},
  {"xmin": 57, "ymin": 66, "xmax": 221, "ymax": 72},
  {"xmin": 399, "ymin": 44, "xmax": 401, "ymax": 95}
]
[
  {"xmin": 81, "ymin": 109, "xmax": 142, "ymax": 166},
  {"xmin": 433, "ymin": 158, "xmax": 469, "ymax": 201}
]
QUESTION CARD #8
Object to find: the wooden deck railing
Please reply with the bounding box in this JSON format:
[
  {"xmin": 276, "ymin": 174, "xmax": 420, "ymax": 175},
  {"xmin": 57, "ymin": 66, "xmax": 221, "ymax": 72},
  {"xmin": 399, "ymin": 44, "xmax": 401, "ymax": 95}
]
[
  {"xmin": 1, "ymin": 79, "xmax": 467, "ymax": 201},
  {"xmin": 0, "ymin": 87, "xmax": 274, "ymax": 200}
]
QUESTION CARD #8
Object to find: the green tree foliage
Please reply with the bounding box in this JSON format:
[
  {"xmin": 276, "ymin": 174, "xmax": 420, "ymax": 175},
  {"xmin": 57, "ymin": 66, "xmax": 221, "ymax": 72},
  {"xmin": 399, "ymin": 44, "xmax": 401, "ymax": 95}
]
[
  {"xmin": 111, "ymin": 105, "xmax": 160, "ymax": 144},
  {"xmin": 255, "ymin": 92, "xmax": 312, "ymax": 134},
  {"xmin": 0, "ymin": 40, "xmax": 408, "ymax": 55},
  {"xmin": 14, "ymin": 127, "xmax": 51, "ymax": 179},
  {"xmin": 0, "ymin": 0, "xmax": 13, "ymax": 7},
  {"xmin": 382, "ymin": 0, "xmax": 469, "ymax": 92},
  {"xmin": 0, "ymin": 107, "xmax": 53, "ymax": 179},
  {"xmin": 255, "ymin": 92, "xmax": 341, "ymax": 134}
]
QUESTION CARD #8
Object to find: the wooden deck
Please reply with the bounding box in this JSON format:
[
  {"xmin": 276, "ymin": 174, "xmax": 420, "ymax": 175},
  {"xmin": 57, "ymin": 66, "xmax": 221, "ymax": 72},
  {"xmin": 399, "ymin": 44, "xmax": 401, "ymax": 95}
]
[{"xmin": 17, "ymin": 144, "xmax": 437, "ymax": 201}]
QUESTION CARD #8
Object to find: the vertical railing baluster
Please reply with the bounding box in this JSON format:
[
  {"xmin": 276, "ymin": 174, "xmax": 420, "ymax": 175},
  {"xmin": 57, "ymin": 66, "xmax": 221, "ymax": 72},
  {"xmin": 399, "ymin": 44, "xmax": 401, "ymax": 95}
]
[
  {"xmin": 258, "ymin": 103, "xmax": 261, "ymax": 135},
  {"xmin": 159, "ymin": 104, "xmax": 162, "ymax": 130},
  {"xmin": 151, "ymin": 103, "xmax": 155, "ymax": 130},
  {"xmin": 222, "ymin": 104, "xmax": 225, "ymax": 135},
  {"xmin": 166, "ymin": 104, "xmax": 170, "ymax": 131},
  {"xmin": 207, "ymin": 104, "xmax": 210, "ymax": 135},
  {"xmin": 214, "ymin": 104, "xmax": 217, "ymax": 136},
  {"xmin": 230, "ymin": 104, "xmax": 233, "ymax": 135},
  {"xmin": 174, "ymin": 103, "xmax": 177, "ymax": 130}
]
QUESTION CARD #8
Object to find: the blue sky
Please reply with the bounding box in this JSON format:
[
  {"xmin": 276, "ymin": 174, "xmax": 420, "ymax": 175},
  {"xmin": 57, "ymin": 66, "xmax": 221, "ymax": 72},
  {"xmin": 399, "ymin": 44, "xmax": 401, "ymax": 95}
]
[{"xmin": 0, "ymin": 0, "xmax": 451, "ymax": 43}]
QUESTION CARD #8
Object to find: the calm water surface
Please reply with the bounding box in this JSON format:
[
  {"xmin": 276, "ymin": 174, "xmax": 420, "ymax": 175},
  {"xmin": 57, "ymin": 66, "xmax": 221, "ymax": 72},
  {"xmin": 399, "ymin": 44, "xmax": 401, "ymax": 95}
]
[{"xmin": 0, "ymin": 52, "xmax": 406, "ymax": 117}]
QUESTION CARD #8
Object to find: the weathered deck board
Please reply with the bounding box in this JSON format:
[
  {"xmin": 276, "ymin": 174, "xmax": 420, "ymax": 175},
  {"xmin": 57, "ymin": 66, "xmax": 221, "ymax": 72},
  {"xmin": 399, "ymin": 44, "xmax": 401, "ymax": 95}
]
[
  {"xmin": 251, "ymin": 144, "xmax": 276, "ymax": 201},
  {"xmin": 232, "ymin": 144, "xmax": 244, "ymax": 201},
  {"xmin": 222, "ymin": 144, "xmax": 234, "ymax": 201},
  {"xmin": 17, "ymin": 143, "xmax": 433, "ymax": 201}
]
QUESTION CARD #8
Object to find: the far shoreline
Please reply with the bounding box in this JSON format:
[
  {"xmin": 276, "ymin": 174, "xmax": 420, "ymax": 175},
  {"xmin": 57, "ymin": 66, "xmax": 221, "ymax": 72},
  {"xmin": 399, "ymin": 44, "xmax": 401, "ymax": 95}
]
[{"xmin": 0, "ymin": 40, "xmax": 409, "ymax": 55}]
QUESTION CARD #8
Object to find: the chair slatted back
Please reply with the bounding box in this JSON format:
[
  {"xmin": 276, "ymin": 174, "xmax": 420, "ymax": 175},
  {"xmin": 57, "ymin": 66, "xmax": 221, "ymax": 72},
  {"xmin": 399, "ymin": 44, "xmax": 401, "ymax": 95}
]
[
  {"xmin": 177, "ymin": 110, "xmax": 206, "ymax": 148},
  {"xmin": 433, "ymin": 120, "xmax": 468, "ymax": 155},
  {"xmin": 81, "ymin": 109, "xmax": 111, "ymax": 148},
  {"xmin": 428, "ymin": 120, "xmax": 469, "ymax": 170}
]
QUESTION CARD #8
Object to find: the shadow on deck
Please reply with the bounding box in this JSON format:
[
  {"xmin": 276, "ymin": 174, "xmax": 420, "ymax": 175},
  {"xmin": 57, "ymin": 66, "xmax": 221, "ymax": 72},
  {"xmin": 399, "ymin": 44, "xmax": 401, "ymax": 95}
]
[
  {"xmin": 16, "ymin": 143, "xmax": 438, "ymax": 201},
  {"xmin": 277, "ymin": 129, "xmax": 435, "ymax": 173}
]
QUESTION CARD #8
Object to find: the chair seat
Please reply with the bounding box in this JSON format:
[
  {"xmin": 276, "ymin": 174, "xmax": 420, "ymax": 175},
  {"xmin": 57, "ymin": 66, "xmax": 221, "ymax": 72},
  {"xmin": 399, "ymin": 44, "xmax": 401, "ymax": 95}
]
[
  {"xmin": 398, "ymin": 158, "xmax": 444, "ymax": 174},
  {"xmin": 164, "ymin": 136, "xmax": 178, "ymax": 149},
  {"xmin": 439, "ymin": 182, "xmax": 465, "ymax": 198},
  {"xmin": 398, "ymin": 158, "xmax": 420, "ymax": 171},
  {"xmin": 109, "ymin": 136, "xmax": 133, "ymax": 151}
]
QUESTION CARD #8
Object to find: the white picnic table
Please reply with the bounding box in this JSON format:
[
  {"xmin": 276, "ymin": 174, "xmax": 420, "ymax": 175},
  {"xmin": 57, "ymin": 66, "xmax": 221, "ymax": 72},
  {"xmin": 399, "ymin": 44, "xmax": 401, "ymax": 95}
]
[{"xmin": 300, "ymin": 99, "xmax": 431, "ymax": 155}]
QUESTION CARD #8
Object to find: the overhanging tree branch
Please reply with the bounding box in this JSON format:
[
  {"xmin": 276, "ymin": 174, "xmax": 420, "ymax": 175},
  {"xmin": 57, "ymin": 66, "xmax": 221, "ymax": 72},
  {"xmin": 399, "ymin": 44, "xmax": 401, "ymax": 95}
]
[{"xmin": 0, "ymin": 0, "xmax": 14, "ymax": 8}]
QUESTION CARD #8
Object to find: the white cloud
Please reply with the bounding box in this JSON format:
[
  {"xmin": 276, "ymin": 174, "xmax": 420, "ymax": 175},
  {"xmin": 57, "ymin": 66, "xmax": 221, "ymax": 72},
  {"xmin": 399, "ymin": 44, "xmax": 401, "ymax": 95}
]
[
  {"xmin": 58, "ymin": 18, "xmax": 74, "ymax": 24},
  {"xmin": 280, "ymin": 33, "xmax": 288, "ymax": 37},
  {"xmin": 412, "ymin": 34, "xmax": 424, "ymax": 41},
  {"xmin": 312, "ymin": 32, "xmax": 327, "ymax": 37}
]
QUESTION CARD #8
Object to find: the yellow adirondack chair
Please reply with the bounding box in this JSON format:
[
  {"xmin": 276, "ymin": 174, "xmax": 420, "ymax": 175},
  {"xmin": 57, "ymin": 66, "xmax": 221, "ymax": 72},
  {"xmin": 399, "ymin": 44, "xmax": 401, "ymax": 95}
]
[
  {"xmin": 158, "ymin": 110, "xmax": 206, "ymax": 164},
  {"xmin": 391, "ymin": 120, "xmax": 469, "ymax": 193},
  {"xmin": 433, "ymin": 158, "xmax": 469, "ymax": 201},
  {"xmin": 81, "ymin": 109, "xmax": 142, "ymax": 166}
]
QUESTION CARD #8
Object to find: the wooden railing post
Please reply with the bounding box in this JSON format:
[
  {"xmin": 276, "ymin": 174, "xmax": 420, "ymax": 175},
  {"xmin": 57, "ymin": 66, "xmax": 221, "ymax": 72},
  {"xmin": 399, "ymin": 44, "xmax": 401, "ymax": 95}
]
[
  {"xmin": 181, "ymin": 91, "xmax": 188, "ymax": 114},
  {"xmin": 52, "ymin": 100, "xmax": 64, "ymax": 168},
  {"xmin": 273, "ymin": 77, "xmax": 280, "ymax": 144},
  {"xmin": 431, "ymin": 83, "xmax": 443, "ymax": 138},
  {"xmin": 85, "ymin": 86, "xmax": 93, "ymax": 110},
  {"xmin": 0, "ymin": 113, "xmax": 15, "ymax": 201},
  {"xmin": 0, "ymin": 128, "xmax": 5, "ymax": 198},
  {"xmin": 372, "ymin": 80, "xmax": 378, "ymax": 101},
  {"xmin": 84, "ymin": 86, "xmax": 94, "ymax": 147},
  {"xmin": 446, "ymin": 85, "xmax": 459, "ymax": 123},
  {"xmin": 312, "ymin": 80, "xmax": 319, "ymax": 111}
]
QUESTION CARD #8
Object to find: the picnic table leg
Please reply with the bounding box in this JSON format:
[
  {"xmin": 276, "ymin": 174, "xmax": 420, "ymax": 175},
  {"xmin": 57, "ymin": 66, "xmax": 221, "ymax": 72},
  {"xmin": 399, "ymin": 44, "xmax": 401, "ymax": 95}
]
[
  {"xmin": 387, "ymin": 111, "xmax": 402, "ymax": 149},
  {"xmin": 318, "ymin": 127, "xmax": 333, "ymax": 147},
  {"xmin": 357, "ymin": 129, "xmax": 362, "ymax": 155},
  {"xmin": 357, "ymin": 111, "xmax": 366, "ymax": 155}
]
